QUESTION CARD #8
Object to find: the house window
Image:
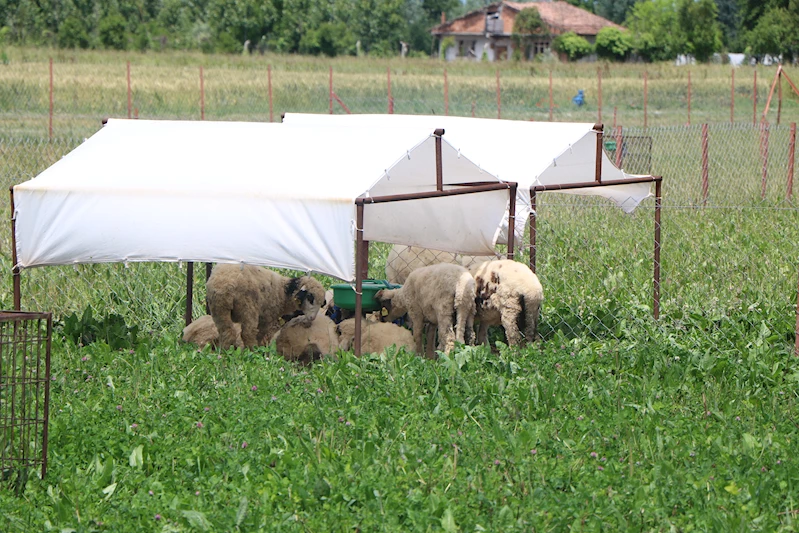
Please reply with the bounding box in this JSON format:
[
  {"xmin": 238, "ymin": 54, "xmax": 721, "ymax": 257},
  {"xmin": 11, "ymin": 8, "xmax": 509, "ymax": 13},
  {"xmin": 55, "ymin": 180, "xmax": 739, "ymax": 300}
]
[{"xmin": 486, "ymin": 12, "xmax": 503, "ymax": 33}]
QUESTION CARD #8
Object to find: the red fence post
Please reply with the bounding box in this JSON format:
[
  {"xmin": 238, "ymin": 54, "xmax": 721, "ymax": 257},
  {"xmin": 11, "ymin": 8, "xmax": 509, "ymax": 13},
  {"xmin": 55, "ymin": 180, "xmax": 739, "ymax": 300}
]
[
  {"xmin": 753, "ymin": 69, "xmax": 758, "ymax": 125},
  {"xmin": 268, "ymin": 64, "xmax": 273, "ymax": 123},
  {"xmin": 496, "ymin": 69, "xmax": 501, "ymax": 119},
  {"xmin": 548, "ymin": 69, "xmax": 553, "ymax": 122},
  {"xmin": 597, "ymin": 67, "xmax": 602, "ymax": 124},
  {"xmin": 199, "ymin": 66, "xmax": 205, "ymax": 120},
  {"xmin": 687, "ymin": 71, "xmax": 691, "ymax": 126},
  {"xmin": 778, "ymin": 71, "xmax": 783, "ymax": 125},
  {"xmin": 127, "ymin": 61, "xmax": 132, "ymax": 119},
  {"xmin": 701, "ymin": 123, "xmax": 709, "ymax": 204},
  {"xmin": 48, "ymin": 58, "xmax": 53, "ymax": 139},
  {"xmin": 329, "ymin": 66, "xmax": 333, "ymax": 115},
  {"xmin": 788, "ymin": 122, "xmax": 796, "ymax": 200},
  {"xmin": 444, "ymin": 68, "xmax": 449, "ymax": 116},
  {"xmin": 760, "ymin": 121, "xmax": 770, "ymax": 199},
  {"xmin": 731, "ymin": 68, "xmax": 735, "ymax": 123},
  {"xmin": 644, "ymin": 70, "xmax": 648, "ymax": 129},
  {"xmin": 387, "ymin": 67, "xmax": 393, "ymax": 114},
  {"xmin": 615, "ymin": 125, "xmax": 623, "ymax": 168}
]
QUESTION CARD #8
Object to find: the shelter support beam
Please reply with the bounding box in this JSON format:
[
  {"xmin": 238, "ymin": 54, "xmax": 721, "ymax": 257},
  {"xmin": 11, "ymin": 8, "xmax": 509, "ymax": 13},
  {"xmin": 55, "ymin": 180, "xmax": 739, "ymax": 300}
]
[
  {"xmin": 507, "ymin": 184, "xmax": 517, "ymax": 259},
  {"xmin": 9, "ymin": 187, "xmax": 20, "ymax": 310},
  {"xmin": 434, "ymin": 129, "xmax": 444, "ymax": 191},
  {"xmin": 654, "ymin": 179, "xmax": 662, "ymax": 320},
  {"xmin": 354, "ymin": 204, "xmax": 365, "ymax": 357},
  {"xmin": 205, "ymin": 263, "xmax": 213, "ymax": 314},
  {"xmin": 594, "ymin": 123, "xmax": 604, "ymax": 183},
  {"xmin": 185, "ymin": 262, "xmax": 194, "ymax": 327},
  {"xmin": 529, "ymin": 189, "xmax": 536, "ymax": 274}
]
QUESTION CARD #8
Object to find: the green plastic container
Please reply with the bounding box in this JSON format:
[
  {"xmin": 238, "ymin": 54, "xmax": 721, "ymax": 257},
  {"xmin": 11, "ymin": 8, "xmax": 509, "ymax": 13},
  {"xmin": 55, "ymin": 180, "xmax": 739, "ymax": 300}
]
[{"xmin": 331, "ymin": 279, "xmax": 401, "ymax": 312}]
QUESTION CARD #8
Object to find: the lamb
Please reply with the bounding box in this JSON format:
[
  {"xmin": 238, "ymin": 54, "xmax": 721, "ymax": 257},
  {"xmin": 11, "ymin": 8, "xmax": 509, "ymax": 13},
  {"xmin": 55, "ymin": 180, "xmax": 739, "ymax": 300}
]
[
  {"xmin": 182, "ymin": 314, "xmax": 242, "ymax": 348},
  {"xmin": 271, "ymin": 313, "xmax": 339, "ymax": 364},
  {"xmin": 471, "ymin": 260, "xmax": 543, "ymax": 347},
  {"xmin": 336, "ymin": 318, "xmax": 414, "ymax": 354},
  {"xmin": 206, "ymin": 264, "xmax": 326, "ymax": 349},
  {"xmin": 375, "ymin": 263, "xmax": 476, "ymax": 356},
  {"xmin": 385, "ymin": 244, "xmax": 495, "ymax": 284}
]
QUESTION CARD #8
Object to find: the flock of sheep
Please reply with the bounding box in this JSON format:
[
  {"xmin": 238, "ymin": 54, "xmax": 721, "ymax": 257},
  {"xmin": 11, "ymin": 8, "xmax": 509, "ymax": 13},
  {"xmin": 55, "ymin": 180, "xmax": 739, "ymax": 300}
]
[{"xmin": 182, "ymin": 244, "xmax": 543, "ymax": 362}]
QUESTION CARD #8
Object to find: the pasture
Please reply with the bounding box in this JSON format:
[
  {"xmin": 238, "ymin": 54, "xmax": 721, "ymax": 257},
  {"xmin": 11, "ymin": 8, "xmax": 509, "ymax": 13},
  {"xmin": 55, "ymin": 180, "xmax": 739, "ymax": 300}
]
[{"xmin": 1, "ymin": 48, "xmax": 799, "ymax": 530}]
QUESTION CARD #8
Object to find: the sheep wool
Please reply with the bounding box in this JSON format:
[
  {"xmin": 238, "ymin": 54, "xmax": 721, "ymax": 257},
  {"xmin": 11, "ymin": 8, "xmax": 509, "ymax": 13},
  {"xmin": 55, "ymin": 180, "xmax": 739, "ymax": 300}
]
[
  {"xmin": 472, "ymin": 260, "xmax": 543, "ymax": 347},
  {"xmin": 182, "ymin": 314, "xmax": 242, "ymax": 348},
  {"xmin": 272, "ymin": 314, "xmax": 339, "ymax": 364},
  {"xmin": 375, "ymin": 263, "xmax": 476, "ymax": 356},
  {"xmin": 206, "ymin": 264, "xmax": 326, "ymax": 349},
  {"xmin": 336, "ymin": 318, "xmax": 415, "ymax": 354}
]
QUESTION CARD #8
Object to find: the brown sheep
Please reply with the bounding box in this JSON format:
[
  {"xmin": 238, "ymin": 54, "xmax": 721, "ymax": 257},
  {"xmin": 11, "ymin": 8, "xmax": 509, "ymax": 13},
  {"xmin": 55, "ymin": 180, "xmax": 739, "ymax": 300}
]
[{"xmin": 336, "ymin": 318, "xmax": 415, "ymax": 354}]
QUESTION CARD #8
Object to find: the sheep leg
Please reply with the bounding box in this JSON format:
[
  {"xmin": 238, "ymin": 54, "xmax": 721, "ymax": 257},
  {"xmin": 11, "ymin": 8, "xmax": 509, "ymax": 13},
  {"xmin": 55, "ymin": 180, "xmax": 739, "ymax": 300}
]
[
  {"xmin": 409, "ymin": 311, "xmax": 426, "ymax": 355},
  {"xmin": 424, "ymin": 323, "xmax": 436, "ymax": 359},
  {"xmin": 476, "ymin": 321, "xmax": 489, "ymax": 346},
  {"xmin": 436, "ymin": 315, "xmax": 455, "ymax": 354},
  {"xmin": 211, "ymin": 309, "xmax": 238, "ymax": 350},
  {"xmin": 239, "ymin": 313, "xmax": 260, "ymax": 348},
  {"xmin": 524, "ymin": 296, "xmax": 541, "ymax": 343},
  {"xmin": 500, "ymin": 305, "xmax": 523, "ymax": 347}
]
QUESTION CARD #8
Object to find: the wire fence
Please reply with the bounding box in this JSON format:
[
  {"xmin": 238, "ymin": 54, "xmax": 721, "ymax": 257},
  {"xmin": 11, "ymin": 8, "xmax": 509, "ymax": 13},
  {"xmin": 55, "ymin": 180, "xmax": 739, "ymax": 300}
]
[{"xmin": 2, "ymin": 58, "xmax": 799, "ymax": 138}]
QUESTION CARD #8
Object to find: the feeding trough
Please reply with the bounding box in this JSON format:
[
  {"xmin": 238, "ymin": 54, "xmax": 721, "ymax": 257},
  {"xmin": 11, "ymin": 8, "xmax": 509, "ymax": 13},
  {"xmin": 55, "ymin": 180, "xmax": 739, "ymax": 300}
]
[{"xmin": 331, "ymin": 279, "xmax": 400, "ymax": 312}]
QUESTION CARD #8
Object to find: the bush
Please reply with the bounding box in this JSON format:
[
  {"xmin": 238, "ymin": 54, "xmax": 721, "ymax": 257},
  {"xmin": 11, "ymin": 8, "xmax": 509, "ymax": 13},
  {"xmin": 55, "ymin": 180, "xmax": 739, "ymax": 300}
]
[
  {"xmin": 58, "ymin": 17, "xmax": 90, "ymax": 49},
  {"xmin": 553, "ymin": 31, "xmax": 593, "ymax": 60},
  {"xmin": 98, "ymin": 14, "xmax": 128, "ymax": 50},
  {"xmin": 440, "ymin": 36, "xmax": 455, "ymax": 58},
  {"xmin": 61, "ymin": 307, "xmax": 139, "ymax": 350},
  {"xmin": 214, "ymin": 32, "xmax": 241, "ymax": 54},
  {"xmin": 595, "ymin": 27, "xmax": 632, "ymax": 61}
]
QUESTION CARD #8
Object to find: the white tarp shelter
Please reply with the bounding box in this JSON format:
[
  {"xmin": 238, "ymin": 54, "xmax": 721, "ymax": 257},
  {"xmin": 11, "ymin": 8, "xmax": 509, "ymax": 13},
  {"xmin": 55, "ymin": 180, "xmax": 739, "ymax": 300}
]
[
  {"xmin": 282, "ymin": 113, "xmax": 654, "ymax": 235},
  {"xmin": 12, "ymin": 119, "xmax": 514, "ymax": 282}
]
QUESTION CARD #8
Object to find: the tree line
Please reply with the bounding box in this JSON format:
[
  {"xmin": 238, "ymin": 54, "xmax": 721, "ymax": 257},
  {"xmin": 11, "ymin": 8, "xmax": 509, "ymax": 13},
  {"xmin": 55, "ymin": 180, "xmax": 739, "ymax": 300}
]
[{"xmin": 0, "ymin": 0, "xmax": 795, "ymax": 62}]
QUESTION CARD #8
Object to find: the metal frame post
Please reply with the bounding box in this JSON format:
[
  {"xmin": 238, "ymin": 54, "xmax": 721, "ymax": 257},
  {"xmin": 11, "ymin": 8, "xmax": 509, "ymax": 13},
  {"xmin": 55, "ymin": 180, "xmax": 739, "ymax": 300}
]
[
  {"xmin": 435, "ymin": 128, "xmax": 444, "ymax": 191},
  {"xmin": 10, "ymin": 187, "xmax": 20, "ymax": 310},
  {"xmin": 507, "ymin": 184, "xmax": 517, "ymax": 259},
  {"xmin": 594, "ymin": 123, "xmax": 603, "ymax": 183},
  {"xmin": 354, "ymin": 204, "xmax": 364, "ymax": 357},
  {"xmin": 185, "ymin": 262, "xmax": 194, "ymax": 327},
  {"xmin": 654, "ymin": 178, "xmax": 662, "ymax": 320},
  {"xmin": 529, "ymin": 188, "xmax": 537, "ymax": 273}
]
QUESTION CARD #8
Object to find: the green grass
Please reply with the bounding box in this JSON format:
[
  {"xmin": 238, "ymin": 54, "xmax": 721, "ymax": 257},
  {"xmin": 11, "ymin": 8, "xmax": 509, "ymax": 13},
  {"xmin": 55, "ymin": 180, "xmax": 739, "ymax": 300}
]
[{"xmin": 2, "ymin": 329, "xmax": 798, "ymax": 531}]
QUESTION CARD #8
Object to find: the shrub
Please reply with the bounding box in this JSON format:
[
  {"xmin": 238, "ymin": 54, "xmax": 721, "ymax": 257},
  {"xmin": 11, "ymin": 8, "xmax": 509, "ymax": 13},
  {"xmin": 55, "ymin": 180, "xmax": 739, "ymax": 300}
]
[
  {"xmin": 595, "ymin": 26, "xmax": 632, "ymax": 61},
  {"xmin": 58, "ymin": 17, "xmax": 90, "ymax": 49},
  {"xmin": 98, "ymin": 14, "xmax": 128, "ymax": 50},
  {"xmin": 553, "ymin": 31, "xmax": 593, "ymax": 60},
  {"xmin": 440, "ymin": 36, "xmax": 455, "ymax": 58},
  {"xmin": 214, "ymin": 32, "xmax": 240, "ymax": 54},
  {"xmin": 61, "ymin": 307, "xmax": 139, "ymax": 350}
]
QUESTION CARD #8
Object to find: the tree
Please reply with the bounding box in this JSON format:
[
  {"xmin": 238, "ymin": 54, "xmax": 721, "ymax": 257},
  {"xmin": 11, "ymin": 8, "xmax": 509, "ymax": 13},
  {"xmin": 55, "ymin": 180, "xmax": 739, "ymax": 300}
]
[
  {"xmin": 677, "ymin": 0, "xmax": 723, "ymax": 62},
  {"xmin": 512, "ymin": 7, "xmax": 547, "ymax": 59},
  {"xmin": 595, "ymin": 0, "xmax": 638, "ymax": 25},
  {"xmin": 58, "ymin": 16, "xmax": 90, "ymax": 49},
  {"xmin": 98, "ymin": 13, "xmax": 128, "ymax": 50},
  {"xmin": 624, "ymin": 0, "xmax": 681, "ymax": 62},
  {"xmin": 595, "ymin": 26, "xmax": 632, "ymax": 61},
  {"xmin": 745, "ymin": 6, "xmax": 799, "ymax": 62},
  {"xmin": 552, "ymin": 31, "xmax": 593, "ymax": 61},
  {"xmin": 714, "ymin": 0, "xmax": 741, "ymax": 49}
]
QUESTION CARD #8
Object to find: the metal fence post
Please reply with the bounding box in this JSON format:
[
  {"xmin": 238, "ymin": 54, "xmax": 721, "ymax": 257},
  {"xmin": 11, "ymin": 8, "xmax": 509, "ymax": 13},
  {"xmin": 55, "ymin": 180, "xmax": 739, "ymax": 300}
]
[
  {"xmin": 701, "ymin": 124, "xmax": 709, "ymax": 204},
  {"xmin": 788, "ymin": 122, "xmax": 796, "ymax": 200}
]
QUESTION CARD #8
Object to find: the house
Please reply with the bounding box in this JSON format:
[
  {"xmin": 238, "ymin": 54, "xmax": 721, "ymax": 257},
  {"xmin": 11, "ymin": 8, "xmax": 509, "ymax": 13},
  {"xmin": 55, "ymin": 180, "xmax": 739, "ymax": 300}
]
[{"xmin": 431, "ymin": 1, "xmax": 622, "ymax": 61}]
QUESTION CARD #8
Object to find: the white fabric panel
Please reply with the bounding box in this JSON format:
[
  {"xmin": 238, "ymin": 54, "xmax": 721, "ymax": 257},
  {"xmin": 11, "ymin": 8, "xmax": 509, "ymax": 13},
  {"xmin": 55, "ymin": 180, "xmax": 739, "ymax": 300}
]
[{"xmin": 14, "ymin": 119, "xmax": 510, "ymax": 281}]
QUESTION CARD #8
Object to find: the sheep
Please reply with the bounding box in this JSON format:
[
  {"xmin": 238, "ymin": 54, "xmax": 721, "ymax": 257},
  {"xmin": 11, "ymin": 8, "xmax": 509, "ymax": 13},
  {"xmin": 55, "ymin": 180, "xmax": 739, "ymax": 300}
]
[
  {"xmin": 336, "ymin": 318, "xmax": 414, "ymax": 354},
  {"xmin": 471, "ymin": 260, "xmax": 543, "ymax": 347},
  {"xmin": 385, "ymin": 244, "xmax": 495, "ymax": 285},
  {"xmin": 206, "ymin": 264, "xmax": 326, "ymax": 349},
  {"xmin": 375, "ymin": 263, "xmax": 476, "ymax": 356},
  {"xmin": 271, "ymin": 313, "xmax": 339, "ymax": 364},
  {"xmin": 182, "ymin": 314, "xmax": 242, "ymax": 349}
]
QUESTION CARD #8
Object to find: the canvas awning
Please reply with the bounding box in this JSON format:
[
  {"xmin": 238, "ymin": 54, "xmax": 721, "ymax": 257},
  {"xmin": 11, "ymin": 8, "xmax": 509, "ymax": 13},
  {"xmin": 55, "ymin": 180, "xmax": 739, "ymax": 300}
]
[
  {"xmin": 282, "ymin": 114, "xmax": 654, "ymax": 240},
  {"xmin": 12, "ymin": 119, "xmax": 513, "ymax": 281}
]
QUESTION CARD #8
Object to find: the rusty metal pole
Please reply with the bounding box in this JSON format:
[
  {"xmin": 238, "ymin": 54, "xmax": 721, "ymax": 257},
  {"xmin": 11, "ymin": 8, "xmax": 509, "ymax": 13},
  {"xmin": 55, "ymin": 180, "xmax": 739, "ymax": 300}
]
[
  {"xmin": 795, "ymin": 262, "xmax": 799, "ymax": 356},
  {"xmin": 200, "ymin": 66, "xmax": 205, "ymax": 120},
  {"xmin": 41, "ymin": 313, "xmax": 52, "ymax": 478},
  {"xmin": 529, "ymin": 188, "xmax": 537, "ymax": 273},
  {"xmin": 435, "ymin": 128, "xmax": 444, "ymax": 191},
  {"xmin": 731, "ymin": 68, "xmax": 735, "ymax": 123},
  {"xmin": 549, "ymin": 70, "xmax": 553, "ymax": 122},
  {"xmin": 496, "ymin": 69, "xmax": 501, "ymax": 119},
  {"xmin": 185, "ymin": 262, "xmax": 194, "ymax": 327},
  {"xmin": 615, "ymin": 125, "xmax": 623, "ymax": 168},
  {"xmin": 387, "ymin": 66, "xmax": 393, "ymax": 114},
  {"xmin": 594, "ymin": 123, "xmax": 603, "ymax": 183},
  {"xmin": 788, "ymin": 122, "xmax": 796, "ymax": 200},
  {"xmin": 127, "ymin": 61, "xmax": 132, "ymax": 119},
  {"xmin": 444, "ymin": 68, "xmax": 449, "ymax": 116},
  {"xmin": 48, "ymin": 58, "xmax": 53, "ymax": 139},
  {"xmin": 268, "ymin": 64, "xmax": 273, "ymax": 123},
  {"xmin": 329, "ymin": 66, "xmax": 333, "ymax": 114},
  {"xmin": 205, "ymin": 263, "xmax": 213, "ymax": 314},
  {"xmin": 701, "ymin": 123, "xmax": 709, "ymax": 204},
  {"xmin": 778, "ymin": 71, "xmax": 783, "ymax": 125},
  {"xmin": 507, "ymin": 184, "xmax": 516, "ymax": 259},
  {"xmin": 10, "ymin": 187, "xmax": 20, "ymax": 310},
  {"xmin": 597, "ymin": 67, "xmax": 602, "ymax": 124},
  {"xmin": 654, "ymin": 178, "xmax": 662, "ymax": 320},
  {"xmin": 354, "ymin": 204, "xmax": 364, "ymax": 357}
]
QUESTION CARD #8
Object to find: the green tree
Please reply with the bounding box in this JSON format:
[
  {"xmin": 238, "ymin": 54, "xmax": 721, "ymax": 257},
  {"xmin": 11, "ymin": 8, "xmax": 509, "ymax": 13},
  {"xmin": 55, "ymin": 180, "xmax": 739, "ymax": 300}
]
[
  {"xmin": 98, "ymin": 13, "xmax": 128, "ymax": 50},
  {"xmin": 595, "ymin": 26, "xmax": 632, "ymax": 61},
  {"xmin": 624, "ymin": 0, "xmax": 681, "ymax": 62},
  {"xmin": 595, "ymin": 0, "xmax": 638, "ymax": 25},
  {"xmin": 58, "ymin": 16, "xmax": 90, "ymax": 49},
  {"xmin": 512, "ymin": 7, "xmax": 547, "ymax": 59},
  {"xmin": 745, "ymin": 6, "xmax": 799, "ymax": 62},
  {"xmin": 552, "ymin": 31, "xmax": 593, "ymax": 60},
  {"xmin": 677, "ymin": 0, "xmax": 723, "ymax": 62}
]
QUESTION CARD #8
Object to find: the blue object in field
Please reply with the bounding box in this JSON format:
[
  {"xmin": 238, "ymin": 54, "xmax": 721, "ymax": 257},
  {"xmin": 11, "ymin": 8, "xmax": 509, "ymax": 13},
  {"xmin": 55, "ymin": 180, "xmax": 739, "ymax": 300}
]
[{"xmin": 572, "ymin": 89, "xmax": 585, "ymax": 107}]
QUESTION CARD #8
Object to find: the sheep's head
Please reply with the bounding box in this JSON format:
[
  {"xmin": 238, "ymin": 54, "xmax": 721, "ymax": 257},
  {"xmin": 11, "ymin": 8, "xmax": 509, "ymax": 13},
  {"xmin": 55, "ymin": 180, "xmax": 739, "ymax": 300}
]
[
  {"xmin": 374, "ymin": 288, "xmax": 406, "ymax": 322},
  {"xmin": 285, "ymin": 276, "xmax": 326, "ymax": 326}
]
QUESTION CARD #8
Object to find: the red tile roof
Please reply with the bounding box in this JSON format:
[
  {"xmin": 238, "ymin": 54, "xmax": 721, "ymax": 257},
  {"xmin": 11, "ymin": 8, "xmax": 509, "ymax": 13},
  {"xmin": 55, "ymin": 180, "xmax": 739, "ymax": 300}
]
[{"xmin": 432, "ymin": 1, "xmax": 622, "ymax": 36}]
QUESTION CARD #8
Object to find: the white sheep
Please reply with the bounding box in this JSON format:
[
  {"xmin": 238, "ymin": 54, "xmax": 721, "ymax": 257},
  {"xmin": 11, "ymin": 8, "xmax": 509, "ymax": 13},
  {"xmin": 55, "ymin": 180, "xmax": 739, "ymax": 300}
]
[
  {"xmin": 375, "ymin": 263, "xmax": 476, "ymax": 356},
  {"xmin": 336, "ymin": 318, "xmax": 414, "ymax": 354},
  {"xmin": 471, "ymin": 260, "xmax": 543, "ymax": 347},
  {"xmin": 182, "ymin": 314, "xmax": 242, "ymax": 348},
  {"xmin": 271, "ymin": 313, "xmax": 339, "ymax": 364},
  {"xmin": 385, "ymin": 244, "xmax": 495, "ymax": 284},
  {"xmin": 206, "ymin": 264, "xmax": 326, "ymax": 349}
]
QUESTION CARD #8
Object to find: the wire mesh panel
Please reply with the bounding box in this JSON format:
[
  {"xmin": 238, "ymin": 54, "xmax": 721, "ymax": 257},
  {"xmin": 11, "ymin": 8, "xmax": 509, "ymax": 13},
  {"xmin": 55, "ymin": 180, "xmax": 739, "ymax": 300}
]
[{"xmin": 0, "ymin": 311, "xmax": 52, "ymax": 482}]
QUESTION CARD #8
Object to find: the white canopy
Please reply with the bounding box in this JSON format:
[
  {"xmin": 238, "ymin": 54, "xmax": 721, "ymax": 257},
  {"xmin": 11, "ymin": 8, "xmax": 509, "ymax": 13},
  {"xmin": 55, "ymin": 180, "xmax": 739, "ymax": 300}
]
[
  {"xmin": 282, "ymin": 114, "xmax": 654, "ymax": 239},
  {"xmin": 13, "ymin": 119, "xmax": 513, "ymax": 281}
]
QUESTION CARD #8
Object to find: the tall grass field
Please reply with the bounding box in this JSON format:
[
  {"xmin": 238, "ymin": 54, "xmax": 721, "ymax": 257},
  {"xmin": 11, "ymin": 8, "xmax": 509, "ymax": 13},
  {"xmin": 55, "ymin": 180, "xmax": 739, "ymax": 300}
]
[{"xmin": 1, "ymin": 48, "xmax": 799, "ymax": 531}]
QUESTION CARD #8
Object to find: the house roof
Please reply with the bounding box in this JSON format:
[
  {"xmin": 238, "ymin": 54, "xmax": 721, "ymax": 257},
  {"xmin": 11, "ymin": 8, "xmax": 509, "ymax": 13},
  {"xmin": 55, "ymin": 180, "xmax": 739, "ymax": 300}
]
[{"xmin": 431, "ymin": 1, "xmax": 622, "ymax": 37}]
